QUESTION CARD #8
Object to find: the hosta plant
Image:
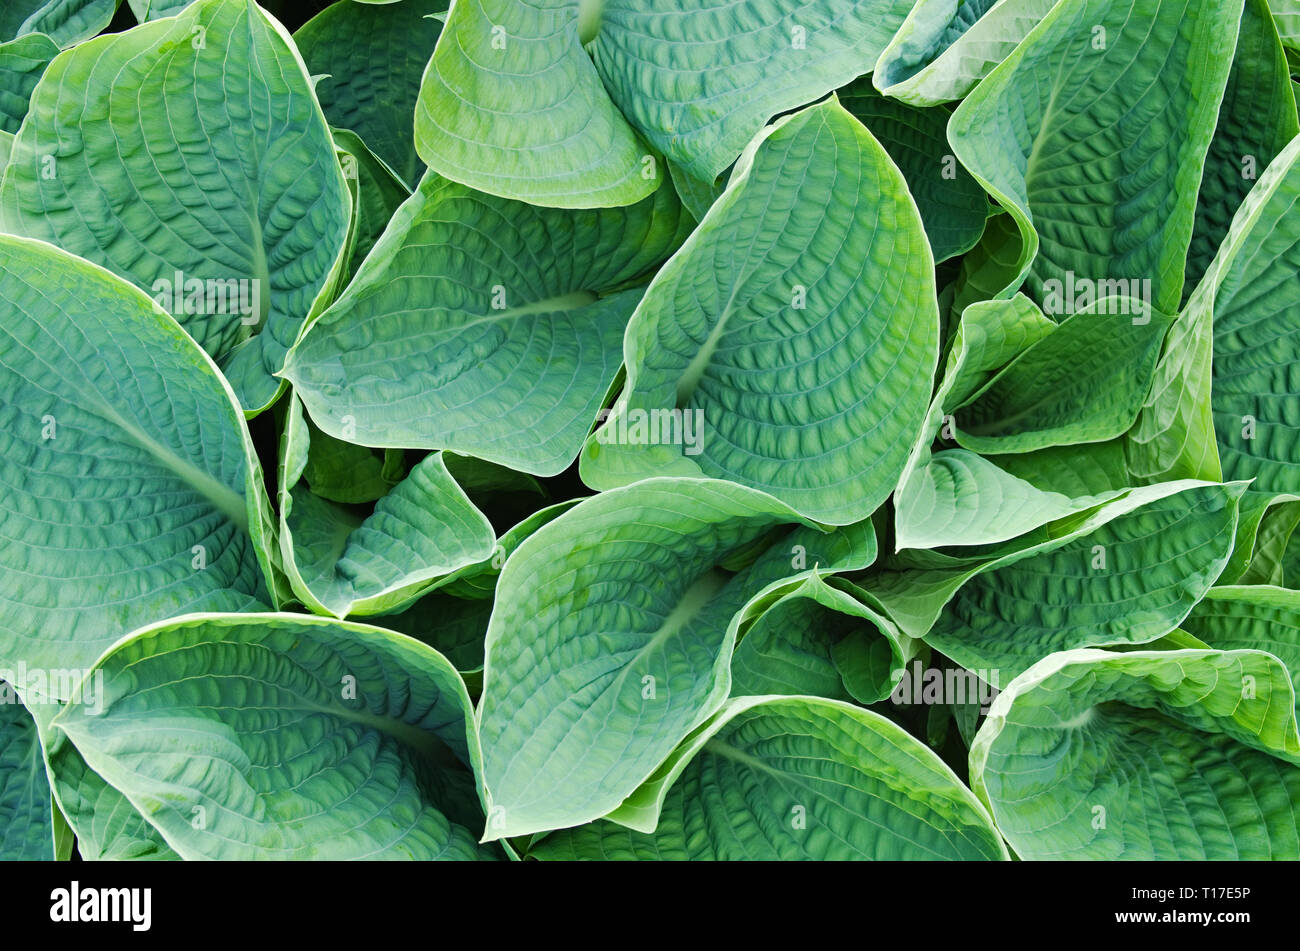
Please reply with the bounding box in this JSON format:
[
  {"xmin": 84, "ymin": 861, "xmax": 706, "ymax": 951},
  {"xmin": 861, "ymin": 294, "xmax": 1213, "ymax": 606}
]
[{"xmin": 2, "ymin": 0, "xmax": 1300, "ymax": 862}]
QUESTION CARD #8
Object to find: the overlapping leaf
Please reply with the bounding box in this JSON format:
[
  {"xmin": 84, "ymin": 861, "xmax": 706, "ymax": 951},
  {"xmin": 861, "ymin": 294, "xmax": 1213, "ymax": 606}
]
[
  {"xmin": 296, "ymin": 0, "xmax": 446, "ymax": 188},
  {"xmin": 415, "ymin": 0, "xmax": 916, "ymax": 207},
  {"xmin": 0, "ymin": 33, "xmax": 56, "ymax": 133},
  {"xmin": 0, "ymin": 0, "xmax": 352, "ymax": 414},
  {"xmin": 284, "ymin": 172, "xmax": 689, "ymax": 476},
  {"xmin": 277, "ymin": 397, "xmax": 496, "ymax": 617},
  {"xmin": 581, "ymin": 98, "xmax": 939, "ymax": 525},
  {"xmin": 948, "ymin": 0, "xmax": 1240, "ymax": 314},
  {"xmin": 972, "ymin": 649, "xmax": 1300, "ymax": 859},
  {"xmin": 52, "ymin": 613, "xmax": 499, "ymax": 860},
  {"xmin": 0, "ymin": 689, "xmax": 56, "ymax": 859},
  {"xmin": 0, "ymin": 234, "xmax": 277, "ymax": 697},
  {"xmin": 477, "ymin": 478, "xmax": 827, "ymax": 839},
  {"xmin": 533, "ymin": 696, "xmax": 1008, "ymax": 859},
  {"xmin": 873, "ymin": 0, "xmax": 1056, "ymax": 105}
]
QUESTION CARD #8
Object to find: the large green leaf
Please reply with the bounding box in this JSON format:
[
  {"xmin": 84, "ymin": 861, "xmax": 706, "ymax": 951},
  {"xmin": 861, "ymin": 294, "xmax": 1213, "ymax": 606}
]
[
  {"xmin": 0, "ymin": 0, "xmax": 352, "ymax": 414},
  {"xmin": 415, "ymin": 0, "xmax": 915, "ymax": 207},
  {"xmin": 0, "ymin": 33, "xmax": 57, "ymax": 134},
  {"xmin": 838, "ymin": 78, "xmax": 989, "ymax": 262},
  {"xmin": 296, "ymin": 0, "xmax": 446, "ymax": 188},
  {"xmin": 1184, "ymin": 0, "xmax": 1298, "ymax": 297},
  {"xmin": 0, "ymin": 689, "xmax": 55, "ymax": 859},
  {"xmin": 413, "ymin": 0, "xmax": 659, "ymax": 208},
  {"xmin": 277, "ymin": 396, "xmax": 496, "ymax": 617},
  {"xmin": 52, "ymin": 613, "xmax": 499, "ymax": 860},
  {"xmin": 951, "ymin": 303, "xmax": 1174, "ymax": 454},
  {"xmin": 971, "ymin": 648, "xmax": 1300, "ymax": 859},
  {"xmin": 873, "ymin": 0, "xmax": 1057, "ymax": 105},
  {"xmin": 863, "ymin": 480, "xmax": 1239, "ymax": 648},
  {"xmin": 531, "ymin": 696, "xmax": 1008, "ymax": 859},
  {"xmin": 0, "ymin": 234, "xmax": 278, "ymax": 698},
  {"xmin": 925, "ymin": 481, "xmax": 1244, "ymax": 677},
  {"xmin": 1201, "ymin": 136, "xmax": 1300, "ymax": 494},
  {"xmin": 0, "ymin": 0, "xmax": 118, "ymax": 47},
  {"xmin": 587, "ymin": 0, "xmax": 915, "ymax": 185},
  {"xmin": 478, "ymin": 478, "xmax": 822, "ymax": 839},
  {"xmin": 580, "ymin": 98, "xmax": 939, "ymax": 526},
  {"xmin": 947, "ymin": 0, "xmax": 1240, "ymax": 315},
  {"xmin": 284, "ymin": 172, "xmax": 688, "ymax": 476}
]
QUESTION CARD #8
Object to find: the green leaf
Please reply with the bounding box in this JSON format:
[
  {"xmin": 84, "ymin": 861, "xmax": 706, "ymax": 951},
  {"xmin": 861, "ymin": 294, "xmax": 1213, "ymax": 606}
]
[
  {"xmin": 478, "ymin": 478, "xmax": 819, "ymax": 839},
  {"xmin": 864, "ymin": 480, "xmax": 1239, "ymax": 643},
  {"xmin": 925, "ymin": 481, "xmax": 1244, "ymax": 678},
  {"xmin": 665, "ymin": 159, "xmax": 723, "ymax": 223},
  {"xmin": 378, "ymin": 500, "xmax": 580, "ymax": 677},
  {"xmin": 288, "ymin": 395, "xmax": 406, "ymax": 505},
  {"xmin": 1124, "ymin": 280, "xmax": 1223, "ymax": 484},
  {"xmin": 277, "ymin": 396, "xmax": 497, "ymax": 617},
  {"xmin": 731, "ymin": 573, "xmax": 916, "ymax": 704},
  {"xmin": 948, "ymin": 212, "xmax": 1024, "ymax": 319},
  {"xmin": 332, "ymin": 128, "xmax": 412, "ymax": 284},
  {"xmin": 0, "ymin": 234, "xmax": 278, "ymax": 697},
  {"xmin": 873, "ymin": 0, "xmax": 1057, "ymax": 106},
  {"xmin": 296, "ymin": 0, "xmax": 446, "ymax": 188},
  {"xmin": 947, "ymin": 0, "xmax": 1240, "ymax": 315},
  {"xmin": 414, "ymin": 0, "xmax": 659, "ymax": 208},
  {"xmin": 22, "ymin": 691, "xmax": 179, "ymax": 860},
  {"xmin": 126, "ymin": 0, "xmax": 192, "ymax": 18},
  {"xmin": 416, "ymin": 0, "xmax": 916, "ymax": 206},
  {"xmin": 0, "ymin": 0, "xmax": 118, "ymax": 47},
  {"xmin": 531, "ymin": 696, "xmax": 1008, "ymax": 859},
  {"xmin": 0, "ymin": 689, "xmax": 55, "ymax": 859},
  {"xmin": 1200, "ymin": 136, "xmax": 1300, "ymax": 494},
  {"xmin": 1270, "ymin": 0, "xmax": 1300, "ymax": 54},
  {"xmin": 951, "ymin": 303, "xmax": 1175, "ymax": 454},
  {"xmin": 1131, "ymin": 132, "xmax": 1300, "ymax": 487},
  {"xmin": 51, "ymin": 612, "xmax": 499, "ymax": 860},
  {"xmin": 1183, "ymin": 586, "xmax": 1300, "ymax": 711},
  {"xmin": 894, "ymin": 295, "xmax": 1121, "ymax": 551},
  {"xmin": 284, "ymin": 172, "xmax": 688, "ymax": 476},
  {"xmin": 0, "ymin": 0, "xmax": 352, "ymax": 414},
  {"xmin": 1218, "ymin": 491, "xmax": 1300, "ymax": 585},
  {"xmin": 588, "ymin": 0, "xmax": 915, "ymax": 185},
  {"xmin": 1184, "ymin": 0, "xmax": 1299, "ymax": 297},
  {"xmin": 0, "ymin": 33, "xmax": 57, "ymax": 134},
  {"xmin": 581, "ymin": 98, "xmax": 939, "ymax": 526},
  {"xmin": 838, "ymin": 77, "xmax": 989, "ymax": 262},
  {"xmin": 971, "ymin": 648, "xmax": 1300, "ymax": 859}
]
